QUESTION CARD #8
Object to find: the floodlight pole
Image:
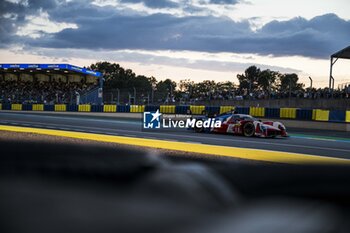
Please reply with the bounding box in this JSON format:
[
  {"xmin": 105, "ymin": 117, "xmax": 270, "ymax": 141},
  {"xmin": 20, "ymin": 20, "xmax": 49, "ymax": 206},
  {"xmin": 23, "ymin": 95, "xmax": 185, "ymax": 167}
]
[
  {"xmin": 309, "ymin": 77, "xmax": 313, "ymax": 89},
  {"xmin": 116, "ymin": 88, "xmax": 120, "ymax": 104}
]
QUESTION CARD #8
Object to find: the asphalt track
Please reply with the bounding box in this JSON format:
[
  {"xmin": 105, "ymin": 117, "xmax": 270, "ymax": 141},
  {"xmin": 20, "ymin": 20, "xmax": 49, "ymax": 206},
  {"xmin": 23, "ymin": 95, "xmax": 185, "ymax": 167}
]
[{"xmin": 0, "ymin": 111, "xmax": 349, "ymax": 160}]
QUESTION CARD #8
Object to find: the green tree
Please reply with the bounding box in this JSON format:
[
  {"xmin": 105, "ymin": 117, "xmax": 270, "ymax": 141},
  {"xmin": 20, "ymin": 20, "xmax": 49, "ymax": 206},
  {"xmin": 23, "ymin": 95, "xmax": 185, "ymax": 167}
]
[{"xmin": 237, "ymin": 66, "xmax": 261, "ymax": 93}]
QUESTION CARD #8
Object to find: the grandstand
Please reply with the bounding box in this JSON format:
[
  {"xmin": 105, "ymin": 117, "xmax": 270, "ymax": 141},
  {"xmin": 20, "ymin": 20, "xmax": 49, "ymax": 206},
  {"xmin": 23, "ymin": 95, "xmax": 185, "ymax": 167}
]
[{"xmin": 0, "ymin": 64, "xmax": 103, "ymax": 105}]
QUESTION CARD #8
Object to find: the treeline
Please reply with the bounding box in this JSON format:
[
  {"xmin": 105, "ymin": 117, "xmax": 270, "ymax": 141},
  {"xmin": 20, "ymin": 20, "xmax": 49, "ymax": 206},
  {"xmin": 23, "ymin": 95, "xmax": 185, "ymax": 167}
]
[{"xmin": 89, "ymin": 61, "xmax": 305, "ymax": 100}]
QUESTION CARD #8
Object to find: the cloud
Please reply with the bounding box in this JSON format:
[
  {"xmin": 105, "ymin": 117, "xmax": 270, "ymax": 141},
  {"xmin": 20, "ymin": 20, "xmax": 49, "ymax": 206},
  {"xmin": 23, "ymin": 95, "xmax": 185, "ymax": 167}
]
[
  {"xmin": 208, "ymin": 0, "xmax": 239, "ymax": 5},
  {"xmin": 120, "ymin": 0, "xmax": 179, "ymax": 8},
  {"xmin": 24, "ymin": 47, "xmax": 301, "ymax": 74},
  {"xmin": 2, "ymin": 0, "xmax": 350, "ymax": 58}
]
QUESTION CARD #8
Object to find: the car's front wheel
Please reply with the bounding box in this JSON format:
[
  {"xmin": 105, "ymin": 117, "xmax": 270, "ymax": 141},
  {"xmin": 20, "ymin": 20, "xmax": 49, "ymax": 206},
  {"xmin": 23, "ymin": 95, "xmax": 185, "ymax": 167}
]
[
  {"xmin": 243, "ymin": 122, "xmax": 255, "ymax": 137},
  {"xmin": 194, "ymin": 120, "xmax": 204, "ymax": 133}
]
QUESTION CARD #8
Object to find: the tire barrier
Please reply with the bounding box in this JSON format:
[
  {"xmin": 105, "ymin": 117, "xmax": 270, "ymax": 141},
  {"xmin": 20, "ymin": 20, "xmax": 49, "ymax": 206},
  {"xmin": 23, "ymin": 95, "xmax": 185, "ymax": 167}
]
[
  {"xmin": 160, "ymin": 105, "xmax": 176, "ymax": 114},
  {"xmin": 190, "ymin": 105, "xmax": 206, "ymax": 115},
  {"xmin": 249, "ymin": 107, "xmax": 265, "ymax": 117},
  {"xmin": 54, "ymin": 104, "xmax": 66, "ymax": 112},
  {"xmin": 235, "ymin": 107, "xmax": 250, "ymax": 114},
  {"xmin": 205, "ymin": 106, "xmax": 220, "ymax": 115},
  {"xmin": 103, "ymin": 105, "xmax": 117, "ymax": 112},
  {"xmin": 44, "ymin": 105, "xmax": 54, "ymax": 111},
  {"xmin": 280, "ymin": 108, "xmax": 297, "ymax": 119},
  {"xmin": 22, "ymin": 104, "xmax": 32, "ymax": 111},
  {"xmin": 175, "ymin": 105, "xmax": 189, "ymax": 114},
  {"xmin": 91, "ymin": 105, "xmax": 103, "ymax": 112},
  {"xmin": 220, "ymin": 106, "xmax": 235, "ymax": 114},
  {"xmin": 1, "ymin": 103, "xmax": 349, "ymax": 123},
  {"xmin": 11, "ymin": 104, "xmax": 22, "ymax": 111},
  {"xmin": 296, "ymin": 109, "xmax": 313, "ymax": 121},
  {"xmin": 329, "ymin": 110, "xmax": 345, "ymax": 122},
  {"xmin": 67, "ymin": 105, "xmax": 78, "ymax": 112},
  {"xmin": 314, "ymin": 109, "xmax": 330, "ymax": 121},
  {"xmin": 265, "ymin": 108, "xmax": 280, "ymax": 118},
  {"xmin": 145, "ymin": 105, "xmax": 159, "ymax": 112},
  {"xmin": 78, "ymin": 104, "xmax": 91, "ymax": 112},
  {"xmin": 32, "ymin": 104, "xmax": 44, "ymax": 111},
  {"xmin": 130, "ymin": 105, "xmax": 145, "ymax": 113},
  {"xmin": 117, "ymin": 105, "xmax": 130, "ymax": 112}
]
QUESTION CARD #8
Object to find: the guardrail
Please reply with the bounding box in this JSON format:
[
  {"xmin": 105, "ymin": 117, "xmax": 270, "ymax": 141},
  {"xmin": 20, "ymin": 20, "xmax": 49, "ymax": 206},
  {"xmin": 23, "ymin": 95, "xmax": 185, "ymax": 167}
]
[{"xmin": 0, "ymin": 103, "xmax": 349, "ymax": 123}]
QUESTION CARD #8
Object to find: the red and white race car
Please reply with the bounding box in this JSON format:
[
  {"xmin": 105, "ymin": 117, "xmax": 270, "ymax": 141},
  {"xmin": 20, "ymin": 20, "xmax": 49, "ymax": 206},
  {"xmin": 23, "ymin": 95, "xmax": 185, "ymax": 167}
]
[{"xmin": 194, "ymin": 113, "xmax": 288, "ymax": 138}]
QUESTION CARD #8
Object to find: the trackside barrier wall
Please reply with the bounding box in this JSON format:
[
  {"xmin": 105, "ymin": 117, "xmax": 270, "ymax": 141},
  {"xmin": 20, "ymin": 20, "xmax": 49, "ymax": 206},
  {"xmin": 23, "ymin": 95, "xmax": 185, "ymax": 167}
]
[
  {"xmin": 235, "ymin": 107, "xmax": 249, "ymax": 114},
  {"xmin": 11, "ymin": 104, "xmax": 22, "ymax": 111},
  {"xmin": 176, "ymin": 106, "xmax": 189, "ymax": 114},
  {"xmin": 44, "ymin": 105, "xmax": 54, "ymax": 111},
  {"xmin": 1, "ymin": 104, "xmax": 349, "ymax": 123},
  {"xmin": 160, "ymin": 105, "xmax": 175, "ymax": 114},
  {"xmin": 250, "ymin": 107, "xmax": 265, "ymax": 117},
  {"xmin": 265, "ymin": 108, "xmax": 280, "ymax": 118},
  {"xmin": 54, "ymin": 104, "xmax": 66, "ymax": 112},
  {"xmin": 280, "ymin": 108, "xmax": 297, "ymax": 119},
  {"xmin": 67, "ymin": 105, "xmax": 78, "ymax": 112},
  {"xmin": 32, "ymin": 104, "xmax": 44, "ymax": 111},
  {"xmin": 22, "ymin": 104, "xmax": 32, "ymax": 111},
  {"xmin": 205, "ymin": 106, "xmax": 220, "ymax": 115},
  {"xmin": 190, "ymin": 105, "xmax": 205, "ymax": 115},
  {"xmin": 296, "ymin": 109, "xmax": 313, "ymax": 121},
  {"xmin": 329, "ymin": 110, "xmax": 345, "ymax": 122},
  {"xmin": 314, "ymin": 109, "xmax": 330, "ymax": 121},
  {"xmin": 220, "ymin": 106, "xmax": 235, "ymax": 114},
  {"xmin": 91, "ymin": 105, "xmax": 103, "ymax": 112},
  {"xmin": 130, "ymin": 105, "xmax": 145, "ymax": 113},
  {"xmin": 145, "ymin": 105, "xmax": 158, "ymax": 112},
  {"xmin": 117, "ymin": 105, "xmax": 130, "ymax": 112},
  {"xmin": 103, "ymin": 105, "xmax": 116, "ymax": 112},
  {"xmin": 78, "ymin": 104, "xmax": 91, "ymax": 112},
  {"xmin": 346, "ymin": 111, "xmax": 350, "ymax": 123}
]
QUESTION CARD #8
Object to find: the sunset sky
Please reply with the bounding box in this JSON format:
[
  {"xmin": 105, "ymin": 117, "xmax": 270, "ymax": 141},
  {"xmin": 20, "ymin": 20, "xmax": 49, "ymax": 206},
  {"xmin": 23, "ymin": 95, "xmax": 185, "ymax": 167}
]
[{"xmin": 1, "ymin": 0, "xmax": 350, "ymax": 87}]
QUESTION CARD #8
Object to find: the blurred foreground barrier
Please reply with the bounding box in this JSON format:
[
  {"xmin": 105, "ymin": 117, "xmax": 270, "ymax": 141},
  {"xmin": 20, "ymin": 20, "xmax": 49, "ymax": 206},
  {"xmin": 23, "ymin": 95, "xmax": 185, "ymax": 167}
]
[
  {"xmin": 117, "ymin": 105, "xmax": 129, "ymax": 112},
  {"xmin": 250, "ymin": 107, "xmax": 265, "ymax": 117},
  {"xmin": 54, "ymin": 104, "xmax": 66, "ymax": 112},
  {"xmin": 160, "ymin": 105, "xmax": 175, "ymax": 114},
  {"xmin": 78, "ymin": 104, "xmax": 91, "ymax": 112},
  {"xmin": 0, "ymin": 103, "xmax": 2, "ymax": 110},
  {"xmin": 314, "ymin": 109, "xmax": 330, "ymax": 121},
  {"xmin": 11, "ymin": 104, "xmax": 22, "ymax": 111}
]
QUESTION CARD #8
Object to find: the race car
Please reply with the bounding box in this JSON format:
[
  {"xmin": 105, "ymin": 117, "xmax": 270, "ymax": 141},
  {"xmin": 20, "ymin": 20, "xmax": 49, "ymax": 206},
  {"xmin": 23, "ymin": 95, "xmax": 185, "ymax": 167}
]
[{"xmin": 193, "ymin": 113, "xmax": 288, "ymax": 138}]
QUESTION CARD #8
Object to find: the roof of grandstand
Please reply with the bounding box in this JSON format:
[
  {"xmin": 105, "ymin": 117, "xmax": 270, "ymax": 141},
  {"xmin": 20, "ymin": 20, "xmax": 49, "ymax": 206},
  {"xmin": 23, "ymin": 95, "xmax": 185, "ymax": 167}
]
[
  {"xmin": 331, "ymin": 45, "xmax": 350, "ymax": 59},
  {"xmin": 0, "ymin": 64, "xmax": 101, "ymax": 77}
]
